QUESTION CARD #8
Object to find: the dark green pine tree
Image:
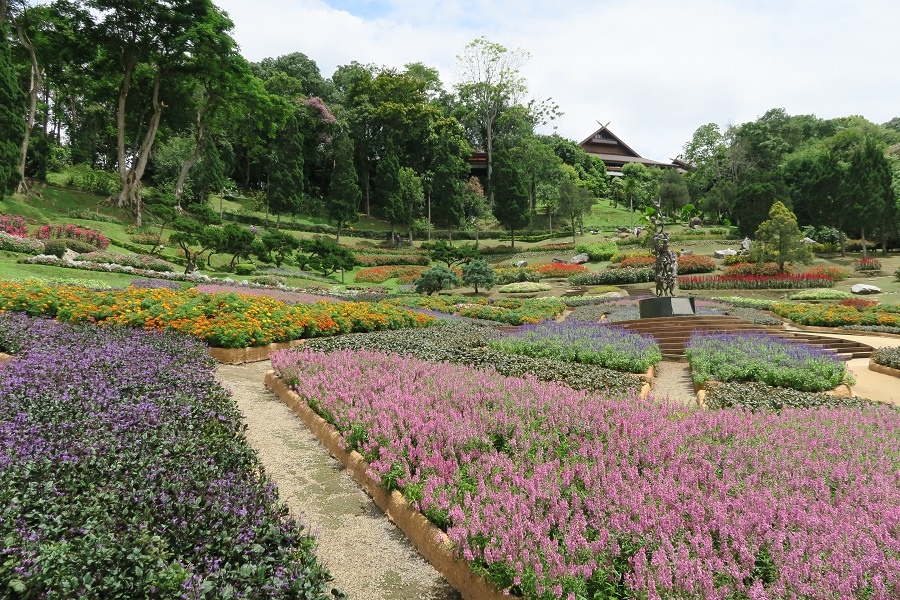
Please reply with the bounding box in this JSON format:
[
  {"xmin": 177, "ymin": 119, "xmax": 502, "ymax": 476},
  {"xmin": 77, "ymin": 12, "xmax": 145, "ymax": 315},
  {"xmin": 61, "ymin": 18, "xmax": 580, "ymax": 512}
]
[
  {"xmin": 844, "ymin": 137, "xmax": 894, "ymax": 257},
  {"xmin": 325, "ymin": 131, "xmax": 361, "ymax": 243},
  {"xmin": 375, "ymin": 147, "xmax": 401, "ymax": 233},
  {"xmin": 491, "ymin": 147, "xmax": 531, "ymax": 248},
  {"xmin": 0, "ymin": 34, "xmax": 24, "ymax": 197},
  {"xmin": 267, "ymin": 113, "xmax": 304, "ymax": 226}
]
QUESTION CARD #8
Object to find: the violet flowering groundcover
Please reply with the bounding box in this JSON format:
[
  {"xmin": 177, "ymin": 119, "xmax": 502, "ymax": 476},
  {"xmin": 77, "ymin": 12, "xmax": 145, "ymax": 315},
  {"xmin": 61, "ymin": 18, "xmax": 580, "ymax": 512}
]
[
  {"xmin": 685, "ymin": 331, "xmax": 852, "ymax": 392},
  {"xmin": 0, "ymin": 314, "xmax": 335, "ymax": 598},
  {"xmin": 488, "ymin": 320, "xmax": 661, "ymax": 373},
  {"xmin": 273, "ymin": 347, "xmax": 900, "ymax": 599}
]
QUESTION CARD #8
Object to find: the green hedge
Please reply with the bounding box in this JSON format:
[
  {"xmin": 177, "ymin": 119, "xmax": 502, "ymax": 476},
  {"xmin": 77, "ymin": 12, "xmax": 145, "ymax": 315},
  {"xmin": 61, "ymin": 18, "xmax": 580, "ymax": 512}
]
[{"xmin": 569, "ymin": 267, "xmax": 654, "ymax": 285}]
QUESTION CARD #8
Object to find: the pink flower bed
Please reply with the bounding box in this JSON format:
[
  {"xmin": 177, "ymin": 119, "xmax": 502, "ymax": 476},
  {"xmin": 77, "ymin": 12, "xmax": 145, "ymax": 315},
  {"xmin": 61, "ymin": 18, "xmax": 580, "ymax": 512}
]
[
  {"xmin": 273, "ymin": 348, "xmax": 900, "ymax": 600},
  {"xmin": 194, "ymin": 284, "xmax": 342, "ymax": 305}
]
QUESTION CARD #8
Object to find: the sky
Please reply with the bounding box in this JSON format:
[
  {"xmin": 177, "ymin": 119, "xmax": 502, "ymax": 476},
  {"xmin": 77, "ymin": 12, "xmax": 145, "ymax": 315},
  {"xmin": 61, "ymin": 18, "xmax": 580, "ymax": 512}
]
[{"xmin": 213, "ymin": 0, "xmax": 900, "ymax": 163}]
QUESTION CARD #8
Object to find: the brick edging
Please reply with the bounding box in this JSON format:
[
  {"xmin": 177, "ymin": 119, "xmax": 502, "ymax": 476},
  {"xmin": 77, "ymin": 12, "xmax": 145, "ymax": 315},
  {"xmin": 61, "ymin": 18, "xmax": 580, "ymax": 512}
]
[
  {"xmin": 868, "ymin": 360, "xmax": 900, "ymax": 379},
  {"xmin": 264, "ymin": 371, "xmax": 508, "ymax": 600},
  {"xmin": 208, "ymin": 340, "xmax": 305, "ymax": 364}
]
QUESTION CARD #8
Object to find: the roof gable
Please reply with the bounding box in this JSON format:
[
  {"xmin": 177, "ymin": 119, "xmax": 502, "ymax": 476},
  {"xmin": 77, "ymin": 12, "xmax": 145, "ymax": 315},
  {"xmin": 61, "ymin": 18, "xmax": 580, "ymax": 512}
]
[{"xmin": 579, "ymin": 126, "xmax": 642, "ymax": 159}]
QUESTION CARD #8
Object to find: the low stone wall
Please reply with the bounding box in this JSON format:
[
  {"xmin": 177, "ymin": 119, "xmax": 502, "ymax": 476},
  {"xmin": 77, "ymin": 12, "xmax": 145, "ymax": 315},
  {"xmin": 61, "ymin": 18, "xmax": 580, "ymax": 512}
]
[
  {"xmin": 869, "ymin": 360, "xmax": 900, "ymax": 379},
  {"xmin": 208, "ymin": 340, "xmax": 305, "ymax": 364},
  {"xmin": 265, "ymin": 371, "xmax": 508, "ymax": 600}
]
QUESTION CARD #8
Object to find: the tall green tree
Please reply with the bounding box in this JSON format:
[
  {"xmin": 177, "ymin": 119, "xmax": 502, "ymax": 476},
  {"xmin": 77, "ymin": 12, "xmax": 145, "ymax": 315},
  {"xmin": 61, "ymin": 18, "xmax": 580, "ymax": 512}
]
[
  {"xmin": 557, "ymin": 177, "xmax": 595, "ymax": 243},
  {"xmin": 325, "ymin": 130, "xmax": 360, "ymax": 243},
  {"xmin": 266, "ymin": 112, "xmax": 304, "ymax": 225},
  {"xmin": 751, "ymin": 201, "xmax": 812, "ymax": 273},
  {"xmin": 374, "ymin": 147, "xmax": 400, "ymax": 233},
  {"xmin": 843, "ymin": 137, "xmax": 894, "ymax": 257},
  {"xmin": 0, "ymin": 32, "xmax": 23, "ymax": 196},
  {"xmin": 657, "ymin": 169, "xmax": 690, "ymax": 220},
  {"xmin": 491, "ymin": 147, "xmax": 530, "ymax": 247},
  {"xmin": 453, "ymin": 36, "xmax": 529, "ymax": 204},
  {"xmin": 390, "ymin": 167, "xmax": 424, "ymax": 243}
]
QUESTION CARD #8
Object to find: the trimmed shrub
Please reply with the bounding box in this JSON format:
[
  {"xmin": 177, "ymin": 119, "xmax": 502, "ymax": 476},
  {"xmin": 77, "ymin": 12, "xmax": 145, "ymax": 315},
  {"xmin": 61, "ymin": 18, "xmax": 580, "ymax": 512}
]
[
  {"xmin": 414, "ymin": 265, "xmax": 460, "ymax": 295},
  {"xmin": 574, "ymin": 241, "xmax": 617, "ymax": 261},
  {"xmin": 788, "ymin": 289, "xmax": 852, "ymax": 301},
  {"xmin": 42, "ymin": 238, "xmax": 99, "ymax": 257},
  {"xmin": 233, "ymin": 263, "xmax": 256, "ymax": 276},
  {"xmin": 569, "ymin": 267, "xmax": 654, "ymax": 286},
  {"xmin": 494, "ymin": 267, "xmax": 541, "ymax": 285}
]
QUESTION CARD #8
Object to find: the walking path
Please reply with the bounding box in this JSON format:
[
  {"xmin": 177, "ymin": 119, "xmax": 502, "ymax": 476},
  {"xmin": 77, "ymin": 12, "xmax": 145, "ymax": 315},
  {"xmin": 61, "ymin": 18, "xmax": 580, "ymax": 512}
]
[{"xmin": 216, "ymin": 361, "xmax": 460, "ymax": 600}]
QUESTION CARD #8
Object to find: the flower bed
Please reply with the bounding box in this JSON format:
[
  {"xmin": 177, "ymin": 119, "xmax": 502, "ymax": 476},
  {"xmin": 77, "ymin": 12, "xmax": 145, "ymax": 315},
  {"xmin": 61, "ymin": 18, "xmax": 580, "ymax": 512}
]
[
  {"xmin": 77, "ymin": 250, "xmax": 177, "ymax": 272},
  {"xmin": 685, "ymin": 331, "xmax": 852, "ymax": 392},
  {"xmin": 387, "ymin": 295, "xmax": 566, "ymax": 326},
  {"xmin": 0, "ymin": 230, "xmax": 44, "ymax": 254},
  {"xmin": 0, "ymin": 314, "xmax": 334, "ymax": 597},
  {"xmin": 0, "ymin": 281, "xmax": 431, "ymax": 348},
  {"xmin": 32, "ymin": 222, "xmax": 110, "ymax": 250},
  {"xmin": 854, "ymin": 257, "xmax": 882, "ymax": 272},
  {"xmin": 805, "ymin": 265, "xmax": 851, "ymax": 281},
  {"xmin": 304, "ymin": 322, "xmax": 643, "ymax": 396},
  {"xmin": 723, "ymin": 262, "xmax": 789, "ymax": 276},
  {"xmin": 703, "ymin": 380, "xmax": 887, "ymax": 412},
  {"xmin": 272, "ymin": 348, "xmax": 900, "ymax": 599},
  {"xmin": 354, "ymin": 265, "xmax": 427, "ymax": 283},
  {"xmin": 569, "ymin": 267, "xmax": 654, "ymax": 286},
  {"xmin": 788, "ymin": 289, "xmax": 853, "ymax": 301},
  {"xmin": 675, "ymin": 253, "xmax": 716, "ymax": 274},
  {"xmin": 489, "ymin": 320, "xmax": 661, "ymax": 373},
  {"xmin": 497, "ymin": 281, "xmax": 552, "ymax": 294},
  {"xmin": 871, "ymin": 346, "xmax": 900, "ymax": 370},
  {"xmin": 356, "ymin": 253, "xmax": 430, "ymax": 267},
  {"xmin": 0, "ymin": 213, "xmax": 27, "ymax": 236},
  {"xmin": 608, "ymin": 254, "xmax": 655, "ymax": 269},
  {"xmin": 679, "ymin": 273, "xmax": 835, "ymax": 290},
  {"xmin": 529, "ymin": 263, "xmax": 588, "ymax": 278},
  {"xmin": 768, "ymin": 302, "xmax": 900, "ymax": 328}
]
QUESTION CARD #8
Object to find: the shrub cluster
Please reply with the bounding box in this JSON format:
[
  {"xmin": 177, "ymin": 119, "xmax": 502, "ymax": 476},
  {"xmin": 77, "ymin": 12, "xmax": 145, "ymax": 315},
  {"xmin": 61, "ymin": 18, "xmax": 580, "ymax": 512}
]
[
  {"xmin": 569, "ymin": 267, "xmax": 654, "ymax": 286},
  {"xmin": 78, "ymin": 251, "xmax": 176, "ymax": 272},
  {"xmin": 493, "ymin": 266, "xmax": 542, "ymax": 285},
  {"xmin": 41, "ymin": 238, "xmax": 99, "ymax": 257},
  {"xmin": 722, "ymin": 254, "xmax": 751, "ymax": 265},
  {"xmin": 0, "ymin": 314, "xmax": 335, "ymax": 598},
  {"xmin": 787, "ymin": 289, "xmax": 852, "ymax": 301},
  {"xmin": 839, "ymin": 297, "xmax": 878, "ymax": 311},
  {"xmin": 129, "ymin": 232, "xmax": 163, "ymax": 246}
]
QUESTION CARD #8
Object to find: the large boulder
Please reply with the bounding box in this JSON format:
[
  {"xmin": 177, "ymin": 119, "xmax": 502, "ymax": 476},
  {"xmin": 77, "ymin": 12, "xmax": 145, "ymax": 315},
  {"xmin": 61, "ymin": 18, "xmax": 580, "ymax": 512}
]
[
  {"xmin": 713, "ymin": 248, "xmax": 737, "ymax": 259},
  {"xmin": 512, "ymin": 260, "xmax": 527, "ymax": 268},
  {"xmin": 689, "ymin": 217, "xmax": 702, "ymax": 227},
  {"xmin": 570, "ymin": 253, "xmax": 590, "ymax": 264},
  {"xmin": 851, "ymin": 284, "xmax": 881, "ymax": 295}
]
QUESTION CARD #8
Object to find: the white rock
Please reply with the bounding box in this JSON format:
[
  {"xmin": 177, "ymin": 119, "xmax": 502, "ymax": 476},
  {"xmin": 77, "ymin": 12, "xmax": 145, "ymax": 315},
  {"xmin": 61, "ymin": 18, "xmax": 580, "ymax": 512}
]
[
  {"xmin": 851, "ymin": 284, "xmax": 881, "ymax": 295},
  {"xmin": 713, "ymin": 248, "xmax": 737, "ymax": 259},
  {"xmin": 570, "ymin": 253, "xmax": 590, "ymax": 264}
]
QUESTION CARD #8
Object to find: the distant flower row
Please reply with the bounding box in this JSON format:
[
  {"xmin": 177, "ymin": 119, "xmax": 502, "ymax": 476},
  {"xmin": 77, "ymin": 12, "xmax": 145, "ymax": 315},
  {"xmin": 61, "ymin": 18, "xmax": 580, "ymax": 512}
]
[{"xmin": 1, "ymin": 214, "xmax": 111, "ymax": 250}]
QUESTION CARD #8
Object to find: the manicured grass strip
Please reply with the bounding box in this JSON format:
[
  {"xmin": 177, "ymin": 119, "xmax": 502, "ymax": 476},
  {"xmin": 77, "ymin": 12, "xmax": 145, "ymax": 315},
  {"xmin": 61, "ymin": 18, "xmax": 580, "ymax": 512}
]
[
  {"xmin": 488, "ymin": 320, "xmax": 661, "ymax": 373},
  {"xmin": 273, "ymin": 348, "xmax": 900, "ymax": 600},
  {"xmin": 685, "ymin": 331, "xmax": 851, "ymax": 392},
  {"xmin": 0, "ymin": 314, "xmax": 335, "ymax": 598}
]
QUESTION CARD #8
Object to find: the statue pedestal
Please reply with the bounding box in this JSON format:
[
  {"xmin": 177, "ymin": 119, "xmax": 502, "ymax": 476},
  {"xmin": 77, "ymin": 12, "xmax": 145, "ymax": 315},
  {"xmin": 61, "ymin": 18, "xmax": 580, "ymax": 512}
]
[{"xmin": 639, "ymin": 296, "xmax": 696, "ymax": 319}]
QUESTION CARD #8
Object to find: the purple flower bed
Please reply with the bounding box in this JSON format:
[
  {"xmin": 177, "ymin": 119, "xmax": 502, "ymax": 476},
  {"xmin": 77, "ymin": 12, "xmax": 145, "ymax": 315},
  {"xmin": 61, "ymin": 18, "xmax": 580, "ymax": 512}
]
[
  {"xmin": 273, "ymin": 348, "xmax": 900, "ymax": 600},
  {"xmin": 0, "ymin": 314, "xmax": 334, "ymax": 598}
]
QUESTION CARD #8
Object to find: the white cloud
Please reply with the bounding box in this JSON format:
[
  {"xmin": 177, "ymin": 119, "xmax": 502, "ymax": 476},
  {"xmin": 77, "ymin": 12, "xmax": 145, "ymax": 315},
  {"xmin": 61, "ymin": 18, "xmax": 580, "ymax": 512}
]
[{"xmin": 215, "ymin": 0, "xmax": 900, "ymax": 161}]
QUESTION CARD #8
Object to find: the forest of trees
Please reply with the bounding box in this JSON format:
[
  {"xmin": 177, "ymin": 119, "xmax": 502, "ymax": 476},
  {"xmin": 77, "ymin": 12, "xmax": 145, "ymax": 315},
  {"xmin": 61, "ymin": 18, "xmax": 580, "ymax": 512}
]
[{"xmin": 1, "ymin": 1, "xmax": 898, "ymax": 248}]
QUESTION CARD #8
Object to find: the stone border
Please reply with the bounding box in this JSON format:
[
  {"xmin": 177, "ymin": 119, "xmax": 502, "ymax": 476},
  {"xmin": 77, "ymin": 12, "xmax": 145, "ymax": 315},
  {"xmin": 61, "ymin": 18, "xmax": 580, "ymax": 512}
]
[
  {"xmin": 868, "ymin": 360, "xmax": 900, "ymax": 379},
  {"xmin": 208, "ymin": 340, "xmax": 305, "ymax": 364},
  {"xmin": 638, "ymin": 365, "xmax": 654, "ymax": 400},
  {"xmin": 694, "ymin": 378, "xmax": 852, "ymax": 407},
  {"xmin": 264, "ymin": 371, "xmax": 508, "ymax": 600}
]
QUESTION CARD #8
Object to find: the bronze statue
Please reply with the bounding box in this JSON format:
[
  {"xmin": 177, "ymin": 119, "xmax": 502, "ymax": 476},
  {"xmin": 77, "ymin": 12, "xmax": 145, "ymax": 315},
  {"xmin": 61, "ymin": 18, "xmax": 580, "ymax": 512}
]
[{"xmin": 649, "ymin": 201, "xmax": 677, "ymax": 297}]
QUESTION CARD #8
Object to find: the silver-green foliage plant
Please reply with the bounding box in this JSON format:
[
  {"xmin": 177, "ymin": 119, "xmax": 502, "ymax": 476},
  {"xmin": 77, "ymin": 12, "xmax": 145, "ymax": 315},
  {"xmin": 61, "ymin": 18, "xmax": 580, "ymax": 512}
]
[
  {"xmin": 787, "ymin": 289, "xmax": 853, "ymax": 300},
  {"xmin": 498, "ymin": 281, "xmax": 551, "ymax": 293},
  {"xmin": 871, "ymin": 346, "xmax": 900, "ymax": 370}
]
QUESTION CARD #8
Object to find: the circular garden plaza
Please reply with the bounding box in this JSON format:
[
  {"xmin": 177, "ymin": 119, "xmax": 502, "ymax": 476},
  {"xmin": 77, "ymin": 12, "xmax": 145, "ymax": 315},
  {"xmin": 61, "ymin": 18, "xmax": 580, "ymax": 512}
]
[{"xmin": 1, "ymin": 214, "xmax": 899, "ymax": 599}]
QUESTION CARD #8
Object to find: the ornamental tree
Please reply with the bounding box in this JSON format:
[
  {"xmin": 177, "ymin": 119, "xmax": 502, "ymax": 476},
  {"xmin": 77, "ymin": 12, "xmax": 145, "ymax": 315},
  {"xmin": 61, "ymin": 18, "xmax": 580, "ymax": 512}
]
[
  {"xmin": 461, "ymin": 258, "xmax": 495, "ymax": 293},
  {"xmin": 296, "ymin": 237, "xmax": 358, "ymax": 277},
  {"xmin": 751, "ymin": 201, "xmax": 812, "ymax": 273},
  {"xmin": 414, "ymin": 264, "xmax": 460, "ymax": 295}
]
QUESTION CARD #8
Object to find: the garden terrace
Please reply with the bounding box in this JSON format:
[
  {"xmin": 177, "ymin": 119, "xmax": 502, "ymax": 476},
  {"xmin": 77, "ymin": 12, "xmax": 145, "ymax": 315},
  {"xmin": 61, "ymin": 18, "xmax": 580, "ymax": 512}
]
[{"xmin": 614, "ymin": 315, "xmax": 874, "ymax": 359}]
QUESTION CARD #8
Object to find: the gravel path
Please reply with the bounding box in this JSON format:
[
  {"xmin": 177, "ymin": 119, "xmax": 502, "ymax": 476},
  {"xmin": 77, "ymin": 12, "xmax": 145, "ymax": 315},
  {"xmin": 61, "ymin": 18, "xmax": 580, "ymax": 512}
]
[
  {"xmin": 216, "ymin": 360, "xmax": 461, "ymax": 600},
  {"xmin": 650, "ymin": 361, "xmax": 698, "ymax": 406}
]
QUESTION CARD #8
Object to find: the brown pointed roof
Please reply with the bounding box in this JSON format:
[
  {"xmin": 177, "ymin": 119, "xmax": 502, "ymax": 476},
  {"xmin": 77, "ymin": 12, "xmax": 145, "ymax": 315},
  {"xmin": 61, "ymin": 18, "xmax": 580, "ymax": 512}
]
[{"xmin": 579, "ymin": 125, "xmax": 684, "ymax": 173}]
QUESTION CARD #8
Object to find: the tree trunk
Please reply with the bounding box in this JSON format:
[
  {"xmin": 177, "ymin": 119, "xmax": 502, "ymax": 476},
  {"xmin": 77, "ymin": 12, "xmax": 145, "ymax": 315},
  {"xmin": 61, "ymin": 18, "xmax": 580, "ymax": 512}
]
[
  {"xmin": 174, "ymin": 108, "xmax": 208, "ymax": 209},
  {"xmin": 15, "ymin": 18, "xmax": 40, "ymax": 194},
  {"xmin": 839, "ymin": 224, "xmax": 846, "ymax": 257},
  {"xmin": 510, "ymin": 228, "xmax": 515, "ymax": 249},
  {"xmin": 335, "ymin": 222, "xmax": 341, "ymax": 244},
  {"xmin": 116, "ymin": 64, "xmax": 164, "ymax": 227}
]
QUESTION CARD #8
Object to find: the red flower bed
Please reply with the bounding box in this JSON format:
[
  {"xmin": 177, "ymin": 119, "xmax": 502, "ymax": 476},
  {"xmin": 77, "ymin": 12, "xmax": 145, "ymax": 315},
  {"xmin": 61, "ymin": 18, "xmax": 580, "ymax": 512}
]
[
  {"xmin": 1, "ymin": 214, "xmax": 27, "ymax": 237},
  {"xmin": 723, "ymin": 262, "xmax": 790, "ymax": 276},
  {"xmin": 676, "ymin": 254, "xmax": 716, "ymax": 274},
  {"xmin": 355, "ymin": 265, "xmax": 426, "ymax": 284},
  {"xmin": 805, "ymin": 265, "xmax": 852, "ymax": 281},
  {"xmin": 530, "ymin": 263, "xmax": 589, "ymax": 278},
  {"xmin": 839, "ymin": 297, "xmax": 878, "ymax": 311},
  {"xmin": 609, "ymin": 255, "xmax": 655, "ymax": 269},
  {"xmin": 679, "ymin": 273, "xmax": 835, "ymax": 290}
]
